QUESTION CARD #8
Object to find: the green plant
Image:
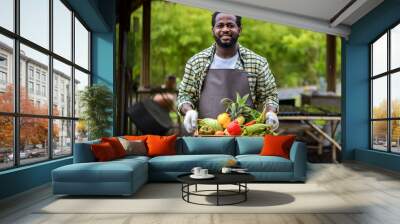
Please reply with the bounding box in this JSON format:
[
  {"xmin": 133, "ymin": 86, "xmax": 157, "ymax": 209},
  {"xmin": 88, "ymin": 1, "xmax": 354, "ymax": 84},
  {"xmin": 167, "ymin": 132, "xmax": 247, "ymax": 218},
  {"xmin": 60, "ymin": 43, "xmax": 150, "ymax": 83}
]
[
  {"xmin": 221, "ymin": 93, "xmax": 253, "ymax": 121},
  {"xmin": 79, "ymin": 84, "xmax": 113, "ymax": 140}
]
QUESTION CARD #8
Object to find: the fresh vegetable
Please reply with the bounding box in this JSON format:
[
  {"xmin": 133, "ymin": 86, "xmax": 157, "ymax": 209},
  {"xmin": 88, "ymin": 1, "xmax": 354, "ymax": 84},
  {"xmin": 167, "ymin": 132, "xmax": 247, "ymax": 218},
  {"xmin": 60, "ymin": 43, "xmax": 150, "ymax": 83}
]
[
  {"xmin": 198, "ymin": 118, "xmax": 223, "ymax": 132},
  {"xmin": 198, "ymin": 125, "xmax": 215, "ymax": 135},
  {"xmin": 221, "ymin": 93, "xmax": 253, "ymax": 120},
  {"xmin": 235, "ymin": 115, "xmax": 245, "ymax": 125},
  {"xmin": 242, "ymin": 123, "xmax": 274, "ymax": 136},
  {"xmin": 214, "ymin": 130, "xmax": 225, "ymax": 136},
  {"xmin": 197, "ymin": 93, "xmax": 279, "ymax": 137},
  {"xmin": 249, "ymin": 108, "xmax": 261, "ymax": 121},
  {"xmin": 256, "ymin": 106, "xmax": 267, "ymax": 123},
  {"xmin": 244, "ymin": 120, "xmax": 256, "ymax": 126},
  {"xmin": 226, "ymin": 120, "xmax": 242, "ymax": 135},
  {"xmin": 224, "ymin": 128, "xmax": 230, "ymax": 136},
  {"xmin": 217, "ymin": 113, "xmax": 231, "ymax": 129}
]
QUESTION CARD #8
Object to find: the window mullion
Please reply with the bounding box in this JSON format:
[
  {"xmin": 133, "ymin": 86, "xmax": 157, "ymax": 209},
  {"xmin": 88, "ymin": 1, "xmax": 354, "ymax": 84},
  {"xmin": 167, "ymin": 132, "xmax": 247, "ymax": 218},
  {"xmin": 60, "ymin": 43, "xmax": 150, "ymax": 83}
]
[
  {"xmin": 71, "ymin": 10, "xmax": 76, "ymax": 154},
  {"xmin": 387, "ymin": 30, "xmax": 391, "ymax": 152},
  {"xmin": 48, "ymin": 0, "xmax": 53, "ymax": 160},
  {"xmin": 13, "ymin": 0, "xmax": 20, "ymax": 167},
  {"xmin": 370, "ymin": 45, "xmax": 373, "ymax": 149},
  {"xmin": 369, "ymin": 45, "xmax": 374, "ymax": 149}
]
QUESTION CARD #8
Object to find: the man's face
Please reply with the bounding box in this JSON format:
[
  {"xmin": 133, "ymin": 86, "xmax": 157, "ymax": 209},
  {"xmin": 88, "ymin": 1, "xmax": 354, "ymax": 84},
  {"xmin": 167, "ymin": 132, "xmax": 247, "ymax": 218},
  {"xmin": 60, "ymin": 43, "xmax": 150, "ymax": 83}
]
[{"xmin": 212, "ymin": 13, "xmax": 241, "ymax": 49}]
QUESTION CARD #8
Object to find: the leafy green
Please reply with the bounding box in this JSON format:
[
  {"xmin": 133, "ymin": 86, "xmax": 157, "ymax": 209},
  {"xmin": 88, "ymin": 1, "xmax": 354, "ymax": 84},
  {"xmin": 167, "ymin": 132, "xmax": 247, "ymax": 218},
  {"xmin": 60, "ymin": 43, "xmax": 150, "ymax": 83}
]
[
  {"xmin": 242, "ymin": 123, "xmax": 275, "ymax": 136},
  {"xmin": 221, "ymin": 93, "xmax": 254, "ymax": 121},
  {"xmin": 198, "ymin": 118, "xmax": 223, "ymax": 132}
]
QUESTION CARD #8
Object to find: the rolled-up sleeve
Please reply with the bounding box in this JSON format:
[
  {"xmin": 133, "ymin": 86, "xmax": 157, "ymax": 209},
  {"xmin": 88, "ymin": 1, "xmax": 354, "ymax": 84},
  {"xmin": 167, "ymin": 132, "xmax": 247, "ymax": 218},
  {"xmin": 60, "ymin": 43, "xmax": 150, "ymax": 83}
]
[{"xmin": 256, "ymin": 60, "xmax": 279, "ymax": 112}]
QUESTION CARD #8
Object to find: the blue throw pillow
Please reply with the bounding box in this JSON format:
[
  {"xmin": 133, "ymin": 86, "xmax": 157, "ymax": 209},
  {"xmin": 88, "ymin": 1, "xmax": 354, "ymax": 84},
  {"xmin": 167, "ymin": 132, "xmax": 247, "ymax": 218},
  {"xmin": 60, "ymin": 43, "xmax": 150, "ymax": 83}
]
[
  {"xmin": 235, "ymin": 137, "xmax": 264, "ymax": 155},
  {"xmin": 181, "ymin": 137, "xmax": 235, "ymax": 155}
]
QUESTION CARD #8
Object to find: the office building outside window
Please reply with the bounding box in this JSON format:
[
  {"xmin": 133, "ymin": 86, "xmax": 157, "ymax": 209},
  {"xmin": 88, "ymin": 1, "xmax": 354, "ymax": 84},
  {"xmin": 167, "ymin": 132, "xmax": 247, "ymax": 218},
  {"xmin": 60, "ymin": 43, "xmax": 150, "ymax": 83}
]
[{"xmin": 0, "ymin": 0, "xmax": 91, "ymax": 170}]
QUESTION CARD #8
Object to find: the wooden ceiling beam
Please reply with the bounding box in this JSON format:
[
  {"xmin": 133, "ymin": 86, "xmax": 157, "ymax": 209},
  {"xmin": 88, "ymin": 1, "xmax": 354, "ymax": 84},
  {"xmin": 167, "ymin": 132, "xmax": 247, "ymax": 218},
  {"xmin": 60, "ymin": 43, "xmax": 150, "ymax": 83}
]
[{"xmin": 129, "ymin": 0, "xmax": 146, "ymax": 14}]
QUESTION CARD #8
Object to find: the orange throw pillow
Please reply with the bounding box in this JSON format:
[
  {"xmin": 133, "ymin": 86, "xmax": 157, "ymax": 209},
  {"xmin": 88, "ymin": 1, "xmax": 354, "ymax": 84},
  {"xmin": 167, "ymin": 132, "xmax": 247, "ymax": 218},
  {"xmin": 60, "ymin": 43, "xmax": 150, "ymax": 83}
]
[
  {"xmin": 124, "ymin": 135, "xmax": 148, "ymax": 141},
  {"xmin": 91, "ymin": 142, "xmax": 117, "ymax": 161},
  {"xmin": 146, "ymin": 135, "xmax": 177, "ymax": 157},
  {"xmin": 101, "ymin": 137, "xmax": 126, "ymax": 158},
  {"xmin": 260, "ymin": 135, "xmax": 296, "ymax": 159}
]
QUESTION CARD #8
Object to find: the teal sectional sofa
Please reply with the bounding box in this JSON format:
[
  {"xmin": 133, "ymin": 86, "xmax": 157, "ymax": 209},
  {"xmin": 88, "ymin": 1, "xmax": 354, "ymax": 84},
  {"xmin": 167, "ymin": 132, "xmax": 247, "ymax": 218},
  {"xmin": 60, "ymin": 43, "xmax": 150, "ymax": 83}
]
[{"xmin": 52, "ymin": 137, "xmax": 307, "ymax": 196}]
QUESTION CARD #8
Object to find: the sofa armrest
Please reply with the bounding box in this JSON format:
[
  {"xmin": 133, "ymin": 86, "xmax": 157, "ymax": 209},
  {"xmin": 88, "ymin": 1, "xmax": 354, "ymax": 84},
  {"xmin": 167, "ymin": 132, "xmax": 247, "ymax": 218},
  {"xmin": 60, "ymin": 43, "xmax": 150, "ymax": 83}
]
[
  {"xmin": 289, "ymin": 141, "xmax": 307, "ymax": 181},
  {"xmin": 73, "ymin": 140, "xmax": 100, "ymax": 163}
]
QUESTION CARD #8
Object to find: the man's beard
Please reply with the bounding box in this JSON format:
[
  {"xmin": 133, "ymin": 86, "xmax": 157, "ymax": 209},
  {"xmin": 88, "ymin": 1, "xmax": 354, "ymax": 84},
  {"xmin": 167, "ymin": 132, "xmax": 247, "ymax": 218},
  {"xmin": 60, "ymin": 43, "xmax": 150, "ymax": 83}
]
[{"xmin": 214, "ymin": 35, "xmax": 238, "ymax": 49}]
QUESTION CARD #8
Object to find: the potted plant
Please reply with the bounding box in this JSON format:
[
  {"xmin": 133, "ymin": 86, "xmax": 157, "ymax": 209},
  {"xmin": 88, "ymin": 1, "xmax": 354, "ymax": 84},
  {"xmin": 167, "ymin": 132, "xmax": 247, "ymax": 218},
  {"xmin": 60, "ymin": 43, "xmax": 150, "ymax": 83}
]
[{"xmin": 79, "ymin": 84, "xmax": 113, "ymax": 140}]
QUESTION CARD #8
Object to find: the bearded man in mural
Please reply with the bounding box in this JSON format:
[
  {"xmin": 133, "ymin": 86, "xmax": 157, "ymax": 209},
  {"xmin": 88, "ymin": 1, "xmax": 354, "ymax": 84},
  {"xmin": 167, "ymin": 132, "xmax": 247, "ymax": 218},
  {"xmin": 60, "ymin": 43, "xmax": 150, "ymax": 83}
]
[{"xmin": 177, "ymin": 12, "xmax": 279, "ymax": 133}]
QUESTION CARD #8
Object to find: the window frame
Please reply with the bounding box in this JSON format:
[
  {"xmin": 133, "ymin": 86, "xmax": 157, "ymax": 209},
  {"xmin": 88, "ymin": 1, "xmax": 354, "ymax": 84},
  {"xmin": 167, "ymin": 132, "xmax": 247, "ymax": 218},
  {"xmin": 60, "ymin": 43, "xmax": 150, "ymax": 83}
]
[
  {"xmin": 0, "ymin": 70, "xmax": 7, "ymax": 85},
  {"xmin": 0, "ymin": 53, "xmax": 8, "ymax": 88},
  {"xmin": 370, "ymin": 20, "xmax": 400, "ymax": 154},
  {"xmin": 0, "ymin": 0, "xmax": 92, "ymax": 171}
]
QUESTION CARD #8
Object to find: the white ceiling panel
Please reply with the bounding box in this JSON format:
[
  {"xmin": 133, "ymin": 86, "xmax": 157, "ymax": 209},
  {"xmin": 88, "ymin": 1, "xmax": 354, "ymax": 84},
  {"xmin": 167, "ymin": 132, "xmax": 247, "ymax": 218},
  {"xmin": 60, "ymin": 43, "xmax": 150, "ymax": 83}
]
[
  {"xmin": 166, "ymin": 0, "xmax": 384, "ymax": 37},
  {"xmin": 226, "ymin": 0, "xmax": 352, "ymax": 21}
]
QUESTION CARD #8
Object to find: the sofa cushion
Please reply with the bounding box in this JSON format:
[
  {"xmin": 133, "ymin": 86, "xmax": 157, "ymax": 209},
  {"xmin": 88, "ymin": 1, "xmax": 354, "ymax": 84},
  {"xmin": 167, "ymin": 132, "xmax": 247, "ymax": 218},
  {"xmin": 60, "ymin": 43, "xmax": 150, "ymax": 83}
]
[
  {"xmin": 235, "ymin": 137, "xmax": 263, "ymax": 155},
  {"xmin": 148, "ymin": 154, "xmax": 235, "ymax": 172},
  {"xmin": 73, "ymin": 139, "xmax": 100, "ymax": 163},
  {"xmin": 53, "ymin": 159, "xmax": 147, "ymax": 183},
  {"xmin": 119, "ymin": 155, "xmax": 150, "ymax": 161},
  {"xmin": 236, "ymin": 155, "xmax": 293, "ymax": 172},
  {"xmin": 179, "ymin": 137, "xmax": 235, "ymax": 155}
]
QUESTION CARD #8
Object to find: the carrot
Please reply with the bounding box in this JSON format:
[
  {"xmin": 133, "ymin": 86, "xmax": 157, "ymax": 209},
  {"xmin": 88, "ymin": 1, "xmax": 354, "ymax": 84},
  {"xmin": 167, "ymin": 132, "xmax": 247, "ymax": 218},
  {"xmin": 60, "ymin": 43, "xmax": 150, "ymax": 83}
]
[{"xmin": 244, "ymin": 120, "xmax": 256, "ymax": 126}]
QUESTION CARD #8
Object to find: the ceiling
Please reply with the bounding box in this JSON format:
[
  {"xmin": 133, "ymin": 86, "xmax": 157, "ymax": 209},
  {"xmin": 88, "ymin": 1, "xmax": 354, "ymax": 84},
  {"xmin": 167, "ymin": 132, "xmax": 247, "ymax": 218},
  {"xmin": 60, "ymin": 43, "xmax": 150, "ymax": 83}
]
[{"xmin": 166, "ymin": 0, "xmax": 384, "ymax": 37}]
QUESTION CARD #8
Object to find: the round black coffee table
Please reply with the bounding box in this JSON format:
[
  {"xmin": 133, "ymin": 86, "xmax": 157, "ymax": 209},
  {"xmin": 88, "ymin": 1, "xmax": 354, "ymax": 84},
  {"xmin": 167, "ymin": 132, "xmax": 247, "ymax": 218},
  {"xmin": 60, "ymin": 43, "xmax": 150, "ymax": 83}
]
[{"xmin": 177, "ymin": 173, "xmax": 255, "ymax": 206}]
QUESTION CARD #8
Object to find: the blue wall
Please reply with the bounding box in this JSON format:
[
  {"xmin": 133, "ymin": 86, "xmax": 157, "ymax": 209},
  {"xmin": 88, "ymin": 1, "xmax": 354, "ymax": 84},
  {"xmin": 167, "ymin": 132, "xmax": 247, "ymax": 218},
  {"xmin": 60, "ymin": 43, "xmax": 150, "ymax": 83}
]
[
  {"xmin": 92, "ymin": 32, "xmax": 115, "ymax": 135},
  {"xmin": 0, "ymin": 0, "xmax": 116, "ymax": 200},
  {"xmin": 343, "ymin": 0, "xmax": 400, "ymax": 171},
  {"xmin": 0, "ymin": 158, "xmax": 72, "ymax": 199}
]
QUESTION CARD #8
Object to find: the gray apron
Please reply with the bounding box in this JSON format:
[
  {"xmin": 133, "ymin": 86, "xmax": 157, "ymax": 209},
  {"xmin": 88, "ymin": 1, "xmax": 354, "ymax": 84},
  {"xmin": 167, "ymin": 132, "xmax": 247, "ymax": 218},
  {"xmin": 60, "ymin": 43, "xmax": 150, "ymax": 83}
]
[{"xmin": 198, "ymin": 68, "xmax": 255, "ymax": 119}]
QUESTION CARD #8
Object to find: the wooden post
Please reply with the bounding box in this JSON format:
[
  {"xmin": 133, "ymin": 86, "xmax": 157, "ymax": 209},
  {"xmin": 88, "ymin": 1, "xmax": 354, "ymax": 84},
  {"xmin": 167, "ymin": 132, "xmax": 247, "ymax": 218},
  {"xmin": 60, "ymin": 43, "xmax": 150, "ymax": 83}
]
[
  {"xmin": 115, "ymin": 0, "xmax": 131, "ymax": 136},
  {"xmin": 326, "ymin": 34, "xmax": 336, "ymax": 93},
  {"xmin": 331, "ymin": 120, "xmax": 340, "ymax": 162},
  {"xmin": 141, "ymin": 0, "xmax": 151, "ymax": 88}
]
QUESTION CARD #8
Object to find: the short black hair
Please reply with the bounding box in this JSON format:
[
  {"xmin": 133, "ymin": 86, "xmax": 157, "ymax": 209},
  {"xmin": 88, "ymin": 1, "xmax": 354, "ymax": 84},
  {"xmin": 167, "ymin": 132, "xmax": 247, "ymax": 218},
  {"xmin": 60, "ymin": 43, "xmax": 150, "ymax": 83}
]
[{"xmin": 211, "ymin": 12, "xmax": 242, "ymax": 28}]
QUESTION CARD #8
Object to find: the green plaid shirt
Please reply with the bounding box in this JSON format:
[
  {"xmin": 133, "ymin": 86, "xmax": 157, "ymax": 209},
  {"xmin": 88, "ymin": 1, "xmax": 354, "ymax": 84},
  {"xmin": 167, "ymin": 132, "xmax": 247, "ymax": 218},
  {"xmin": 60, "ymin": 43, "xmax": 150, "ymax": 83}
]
[{"xmin": 177, "ymin": 43, "xmax": 279, "ymax": 114}]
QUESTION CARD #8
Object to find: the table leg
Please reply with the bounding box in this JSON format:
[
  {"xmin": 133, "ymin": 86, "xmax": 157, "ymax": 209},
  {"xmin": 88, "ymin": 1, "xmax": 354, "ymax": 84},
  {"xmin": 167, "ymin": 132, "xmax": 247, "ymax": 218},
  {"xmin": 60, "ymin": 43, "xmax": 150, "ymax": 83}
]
[
  {"xmin": 217, "ymin": 184, "xmax": 219, "ymax": 206},
  {"xmin": 245, "ymin": 183, "xmax": 248, "ymax": 201},
  {"xmin": 195, "ymin": 184, "xmax": 197, "ymax": 192},
  {"xmin": 187, "ymin": 184, "xmax": 190, "ymax": 202}
]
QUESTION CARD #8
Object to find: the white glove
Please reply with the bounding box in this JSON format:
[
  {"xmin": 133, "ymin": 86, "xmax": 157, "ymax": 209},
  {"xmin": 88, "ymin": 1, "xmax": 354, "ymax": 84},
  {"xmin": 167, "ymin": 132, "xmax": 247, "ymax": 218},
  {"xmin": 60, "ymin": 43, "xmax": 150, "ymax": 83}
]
[
  {"xmin": 266, "ymin": 111, "xmax": 279, "ymax": 131},
  {"xmin": 184, "ymin": 110, "xmax": 198, "ymax": 133}
]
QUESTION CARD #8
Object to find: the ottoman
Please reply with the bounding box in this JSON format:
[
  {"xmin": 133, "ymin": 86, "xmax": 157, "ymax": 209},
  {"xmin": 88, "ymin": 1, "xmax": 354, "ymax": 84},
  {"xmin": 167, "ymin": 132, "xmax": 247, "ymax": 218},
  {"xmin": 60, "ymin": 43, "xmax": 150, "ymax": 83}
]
[{"xmin": 52, "ymin": 158, "xmax": 148, "ymax": 196}]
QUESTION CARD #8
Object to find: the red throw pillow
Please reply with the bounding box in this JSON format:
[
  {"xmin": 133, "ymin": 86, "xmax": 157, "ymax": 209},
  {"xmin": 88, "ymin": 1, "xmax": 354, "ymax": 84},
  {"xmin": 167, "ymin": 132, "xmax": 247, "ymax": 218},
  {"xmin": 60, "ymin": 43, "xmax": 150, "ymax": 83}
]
[
  {"xmin": 146, "ymin": 135, "xmax": 177, "ymax": 157},
  {"xmin": 260, "ymin": 135, "xmax": 296, "ymax": 159},
  {"xmin": 101, "ymin": 137, "xmax": 126, "ymax": 158},
  {"xmin": 124, "ymin": 135, "xmax": 148, "ymax": 141},
  {"xmin": 91, "ymin": 142, "xmax": 118, "ymax": 161}
]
